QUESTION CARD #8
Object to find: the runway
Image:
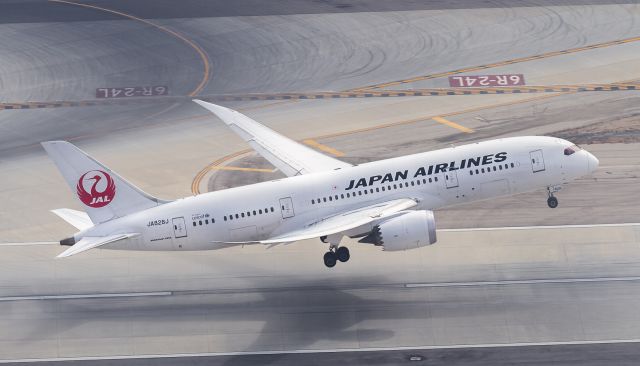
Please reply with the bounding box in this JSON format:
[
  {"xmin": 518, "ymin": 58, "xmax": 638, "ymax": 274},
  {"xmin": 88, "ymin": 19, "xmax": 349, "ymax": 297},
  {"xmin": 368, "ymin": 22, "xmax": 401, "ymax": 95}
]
[
  {"xmin": 4, "ymin": 342, "xmax": 640, "ymax": 366},
  {"xmin": 3, "ymin": 224, "xmax": 640, "ymax": 361},
  {"xmin": 1, "ymin": 0, "xmax": 640, "ymax": 363}
]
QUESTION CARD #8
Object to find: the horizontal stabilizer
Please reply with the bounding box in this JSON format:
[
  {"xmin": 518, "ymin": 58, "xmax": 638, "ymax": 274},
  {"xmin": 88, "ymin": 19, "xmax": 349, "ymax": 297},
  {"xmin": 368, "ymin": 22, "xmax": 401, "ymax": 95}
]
[
  {"xmin": 51, "ymin": 208, "xmax": 93, "ymax": 231},
  {"xmin": 57, "ymin": 233, "xmax": 139, "ymax": 258}
]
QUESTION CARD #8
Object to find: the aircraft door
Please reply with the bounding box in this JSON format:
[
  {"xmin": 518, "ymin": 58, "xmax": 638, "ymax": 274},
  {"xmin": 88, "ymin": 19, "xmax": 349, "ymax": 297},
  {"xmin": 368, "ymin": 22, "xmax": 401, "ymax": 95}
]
[
  {"xmin": 279, "ymin": 197, "xmax": 295, "ymax": 219},
  {"xmin": 530, "ymin": 150, "xmax": 546, "ymax": 173},
  {"xmin": 172, "ymin": 217, "xmax": 187, "ymax": 238},
  {"xmin": 444, "ymin": 170, "xmax": 459, "ymax": 188}
]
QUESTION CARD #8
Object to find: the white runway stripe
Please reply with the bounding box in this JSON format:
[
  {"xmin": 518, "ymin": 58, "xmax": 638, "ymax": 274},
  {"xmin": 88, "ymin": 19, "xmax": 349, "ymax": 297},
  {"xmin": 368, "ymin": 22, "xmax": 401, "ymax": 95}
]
[
  {"xmin": 405, "ymin": 276, "xmax": 640, "ymax": 288},
  {"xmin": 3, "ymin": 338, "xmax": 640, "ymax": 363},
  {"xmin": 440, "ymin": 222, "xmax": 640, "ymax": 232},
  {"xmin": 0, "ymin": 241, "xmax": 57, "ymax": 246},
  {"xmin": 0, "ymin": 292, "xmax": 172, "ymax": 302}
]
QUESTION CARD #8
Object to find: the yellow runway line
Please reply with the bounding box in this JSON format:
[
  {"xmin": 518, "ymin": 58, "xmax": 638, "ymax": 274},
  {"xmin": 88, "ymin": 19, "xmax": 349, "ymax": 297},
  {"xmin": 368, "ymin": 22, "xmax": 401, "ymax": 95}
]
[
  {"xmin": 303, "ymin": 139, "xmax": 346, "ymax": 157},
  {"xmin": 432, "ymin": 116, "xmax": 475, "ymax": 133},
  {"xmin": 49, "ymin": 0, "xmax": 211, "ymax": 97},
  {"xmin": 209, "ymin": 166, "xmax": 276, "ymax": 173},
  {"xmin": 191, "ymin": 149, "xmax": 252, "ymax": 194}
]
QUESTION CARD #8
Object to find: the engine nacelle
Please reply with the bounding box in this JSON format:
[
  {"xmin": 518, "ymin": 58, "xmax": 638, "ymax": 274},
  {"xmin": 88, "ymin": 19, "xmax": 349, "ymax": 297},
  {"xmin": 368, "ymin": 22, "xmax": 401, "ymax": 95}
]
[{"xmin": 358, "ymin": 210, "xmax": 437, "ymax": 251}]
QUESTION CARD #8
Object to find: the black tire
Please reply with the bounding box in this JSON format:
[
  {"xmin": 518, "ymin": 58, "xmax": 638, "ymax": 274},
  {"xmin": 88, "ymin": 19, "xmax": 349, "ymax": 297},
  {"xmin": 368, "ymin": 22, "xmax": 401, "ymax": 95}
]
[
  {"xmin": 547, "ymin": 196, "xmax": 558, "ymax": 208},
  {"xmin": 323, "ymin": 251, "xmax": 337, "ymax": 268},
  {"xmin": 336, "ymin": 246, "xmax": 350, "ymax": 262}
]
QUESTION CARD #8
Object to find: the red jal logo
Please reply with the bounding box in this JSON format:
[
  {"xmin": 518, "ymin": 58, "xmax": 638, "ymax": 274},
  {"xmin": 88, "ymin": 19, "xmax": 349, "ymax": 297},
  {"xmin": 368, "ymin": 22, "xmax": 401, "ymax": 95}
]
[{"xmin": 76, "ymin": 170, "xmax": 116, "ymax": 208}]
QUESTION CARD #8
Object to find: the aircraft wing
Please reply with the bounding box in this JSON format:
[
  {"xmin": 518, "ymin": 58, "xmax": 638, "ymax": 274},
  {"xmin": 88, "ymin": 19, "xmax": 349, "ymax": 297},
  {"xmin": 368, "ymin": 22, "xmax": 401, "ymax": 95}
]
[
  {"xmin": 260, "ymin": 198, "xmax": 417, "ymax": 244},
  {"xmin": 193, "ymin": 100, "xmax": 352, "ymax": 176},
  {"xmin": 57, "ymin": 233, "xmax": 139, "ymax": 258}
]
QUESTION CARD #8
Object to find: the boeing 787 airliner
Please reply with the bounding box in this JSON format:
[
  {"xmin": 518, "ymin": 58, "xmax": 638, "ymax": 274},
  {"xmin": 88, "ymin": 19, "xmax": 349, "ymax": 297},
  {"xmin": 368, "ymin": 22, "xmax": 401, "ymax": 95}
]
[{"xmin": 42, "ymin": 100, "xmax": 599, "ymax": 267}]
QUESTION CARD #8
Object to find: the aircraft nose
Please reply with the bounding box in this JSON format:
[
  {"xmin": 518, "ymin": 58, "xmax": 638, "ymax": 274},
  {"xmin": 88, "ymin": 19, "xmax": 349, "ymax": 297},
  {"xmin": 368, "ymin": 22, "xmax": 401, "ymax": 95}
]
[{"xmin": 586, "ymin": 151, "xmax": 599, "ymax": 172}]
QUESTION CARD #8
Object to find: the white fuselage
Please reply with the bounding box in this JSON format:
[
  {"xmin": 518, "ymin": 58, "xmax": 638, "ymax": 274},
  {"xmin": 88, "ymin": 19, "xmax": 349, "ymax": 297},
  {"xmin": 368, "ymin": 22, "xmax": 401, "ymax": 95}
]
[{"xmin": 81, "ymin": 136, "xmax": 596, "ymax": 251}]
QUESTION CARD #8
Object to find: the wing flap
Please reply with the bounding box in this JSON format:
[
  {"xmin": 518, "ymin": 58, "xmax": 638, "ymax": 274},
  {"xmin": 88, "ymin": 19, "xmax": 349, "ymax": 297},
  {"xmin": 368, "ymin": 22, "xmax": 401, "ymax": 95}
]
[
  {"xmin": 57, "ymin": 233, "xmax": 139, "ymax": 258},
  {"xmin": 193, "ymin": 100, "xmax": 352, "ymax": 176},
  {"xmin": 260, "ymin": 198, "xmax": 417, "ymax": 244}
]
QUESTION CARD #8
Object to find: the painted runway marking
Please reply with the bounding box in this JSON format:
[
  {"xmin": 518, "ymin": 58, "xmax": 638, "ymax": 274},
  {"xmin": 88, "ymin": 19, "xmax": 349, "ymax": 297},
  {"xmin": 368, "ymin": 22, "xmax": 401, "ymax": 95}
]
[
  {"xmin": 0, "ymin": 291, "xmax": 172, "ymax": 302},
  {"xmin": 440, "ymin": 222, "xmax": 640, "ymax": 232},
  {"xmin": 4, "ymin": 339, "xmax": 640, "ymax": 363},
  {"xmin": 405, "ymin": 276, "xmax": 640, "ymax": 288},
  {"xmin": 49, "ymin": 0, "xmax": 211, "ymax": 96},
  {"xmin": 303, "ymin": 139, "xmax": 346, "ymax": 156},
  {"xmin": 0, "ymin": 241, "xmax": 57, "ymax": 246},
  {"xmin": 1, "ymin": 83, "xmax": 638, "ymax": 111},
  {"xmin": 432, "ymin": 116, "xmax": 474, "ymax": 133},
  {"xmin": 191, "ymin": 149, "xmax": 252, "ymax": 194}
]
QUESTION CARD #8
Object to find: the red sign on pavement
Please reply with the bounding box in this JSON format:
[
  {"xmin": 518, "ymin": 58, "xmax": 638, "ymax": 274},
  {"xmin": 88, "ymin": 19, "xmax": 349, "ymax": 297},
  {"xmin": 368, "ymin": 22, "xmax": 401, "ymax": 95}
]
[
  {"xmin": 96, "ymin": 86, "xmax": 168, "ymax": 99},
  {"xmin": 448, "ymin": 74, "xmax": 525, "ymax": 87}
]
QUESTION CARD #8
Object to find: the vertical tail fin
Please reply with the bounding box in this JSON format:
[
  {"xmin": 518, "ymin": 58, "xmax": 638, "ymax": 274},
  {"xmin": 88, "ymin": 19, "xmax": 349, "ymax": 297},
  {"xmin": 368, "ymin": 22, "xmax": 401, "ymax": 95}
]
[{"xmin": 42, "ymin": 141, "xmax": 169, "ymax": 224}]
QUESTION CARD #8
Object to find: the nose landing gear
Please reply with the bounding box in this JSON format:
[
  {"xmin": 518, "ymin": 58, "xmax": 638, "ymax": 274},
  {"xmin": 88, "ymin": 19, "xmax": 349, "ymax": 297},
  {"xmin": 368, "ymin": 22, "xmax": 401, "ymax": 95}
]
[{"xmin": 547, "ymin": 186, "xmax": 561, "ymax": 208}]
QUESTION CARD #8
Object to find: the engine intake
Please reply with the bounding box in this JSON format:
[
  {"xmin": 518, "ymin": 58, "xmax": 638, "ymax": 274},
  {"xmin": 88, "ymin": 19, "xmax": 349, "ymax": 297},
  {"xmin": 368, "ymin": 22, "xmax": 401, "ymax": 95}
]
[{"xmin": 359, "ymin": 210, "xmax": 437, "ymax": 251}]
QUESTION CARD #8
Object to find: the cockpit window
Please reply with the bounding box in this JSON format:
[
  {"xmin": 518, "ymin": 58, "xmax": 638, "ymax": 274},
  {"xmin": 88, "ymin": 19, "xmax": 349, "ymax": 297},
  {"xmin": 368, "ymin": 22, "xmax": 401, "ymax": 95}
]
[{"xmin": 564, "ymin": 144, "xmax": 581, "ymax": 156}]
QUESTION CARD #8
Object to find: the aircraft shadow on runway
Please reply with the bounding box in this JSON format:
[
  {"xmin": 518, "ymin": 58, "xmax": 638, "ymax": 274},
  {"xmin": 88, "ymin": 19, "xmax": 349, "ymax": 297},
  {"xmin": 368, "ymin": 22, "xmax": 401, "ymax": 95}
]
[{"xmin": 4, "ymin": 274, "xmax": 544, "ymax": 366}]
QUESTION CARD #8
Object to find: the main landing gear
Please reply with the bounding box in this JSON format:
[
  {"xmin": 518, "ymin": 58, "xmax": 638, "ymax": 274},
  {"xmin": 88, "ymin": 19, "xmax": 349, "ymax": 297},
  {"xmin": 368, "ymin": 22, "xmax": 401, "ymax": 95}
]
[
  {"xmin": 547, "ymin": 186, "xmax": 561, "ymax": 208},
  {"xmin": 321, "ymin": 235, "xmax": 350, "ymax": 268},
  {"xmin": 323, "ymin": 246, "xmax": 350, "ymax": 268}
]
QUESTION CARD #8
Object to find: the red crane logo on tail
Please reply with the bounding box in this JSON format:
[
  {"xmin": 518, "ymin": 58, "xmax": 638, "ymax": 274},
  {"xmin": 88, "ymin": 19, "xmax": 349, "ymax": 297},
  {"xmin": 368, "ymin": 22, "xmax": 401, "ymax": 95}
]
[{"xmin": 76, "ymin": 170, "xmax": 116, "ymax": 208}]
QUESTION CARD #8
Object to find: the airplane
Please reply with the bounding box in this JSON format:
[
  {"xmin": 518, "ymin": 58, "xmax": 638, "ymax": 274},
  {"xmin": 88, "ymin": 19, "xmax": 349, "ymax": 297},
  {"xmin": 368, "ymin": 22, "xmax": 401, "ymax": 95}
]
[{"xmin": 42, "ymin": 100, "xmax": 599, "ymax": 267}]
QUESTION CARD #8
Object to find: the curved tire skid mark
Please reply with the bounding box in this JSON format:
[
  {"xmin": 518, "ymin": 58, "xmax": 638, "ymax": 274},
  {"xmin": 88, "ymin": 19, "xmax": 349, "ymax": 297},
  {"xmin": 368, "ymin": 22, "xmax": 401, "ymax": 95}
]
[
  {"xmin": 349, "ymin": 33, "xmax": 640, "ymax": 92},
  {"xmin": 48, "ymin": 0, "xmax": 211, "ymax": 97}
]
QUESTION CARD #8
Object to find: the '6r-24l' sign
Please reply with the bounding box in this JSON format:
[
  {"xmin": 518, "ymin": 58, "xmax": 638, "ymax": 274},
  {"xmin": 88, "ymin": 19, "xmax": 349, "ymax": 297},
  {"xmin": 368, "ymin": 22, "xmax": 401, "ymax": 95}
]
[
  {"xmin": 96, "ymin": 86, "xmax": 168, "ymax": 98},
  {"xmin": 449, "ymin": 74, "xmax": 525, "ymax": 87}
]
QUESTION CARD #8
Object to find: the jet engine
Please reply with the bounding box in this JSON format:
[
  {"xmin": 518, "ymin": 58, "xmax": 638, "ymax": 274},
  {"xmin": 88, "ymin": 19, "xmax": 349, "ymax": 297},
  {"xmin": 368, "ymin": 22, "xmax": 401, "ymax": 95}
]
[{"xmin": 358, "ymin": 210, "xmax": 437, "ymax": 251}]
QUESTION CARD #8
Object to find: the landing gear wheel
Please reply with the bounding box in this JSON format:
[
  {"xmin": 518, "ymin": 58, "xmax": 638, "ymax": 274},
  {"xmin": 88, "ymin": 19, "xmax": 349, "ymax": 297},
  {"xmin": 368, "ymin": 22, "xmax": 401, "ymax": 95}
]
[
  {"xmin": 336, "ymin": 246, "xmax": 350, "ymax": 263},
  {"xmin": 547, "ymin": 196, "xmax": 558, "ymax": 208},
  {"xmin": 323, "ymin": 251, "xmax": 337, "ymax": 268}
]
